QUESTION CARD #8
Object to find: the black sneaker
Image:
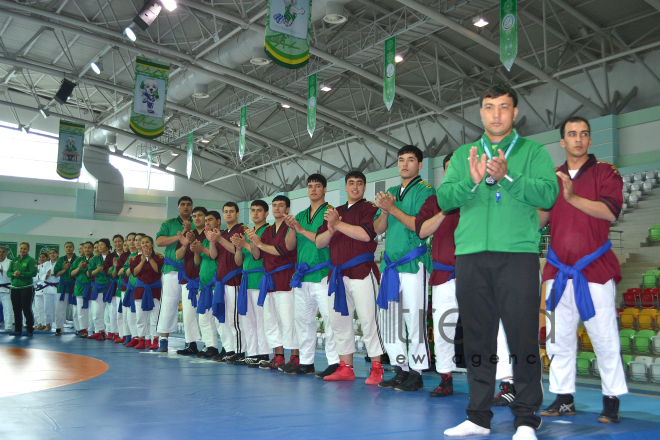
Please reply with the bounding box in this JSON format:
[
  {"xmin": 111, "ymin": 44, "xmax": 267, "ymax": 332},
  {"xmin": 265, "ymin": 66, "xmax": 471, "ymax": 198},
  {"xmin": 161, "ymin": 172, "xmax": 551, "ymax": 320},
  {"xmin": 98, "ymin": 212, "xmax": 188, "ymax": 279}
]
[
  {"xmin": 248, "ymin": 355, "xmax": 269, "ymax": 368},
  {"xmin": 177, "ymin": 342, "xmax": 199, "ymax": 355},
  {"xmin": 55, "ymin": 329, "xmax": 62, "ymax": 336},
  {"xmin": 540, "ymin": 394, "xmax": 576, "ymax": 416},
  {"xmin": 220, "ymin": 351, "xmax": 236, "ymax": 363},
  {"xmin": 315, "ymin": 363, "xmax": 339, "ymax": 379},
  {"xmin": 227, "ymin": 353, "xmax": 245, "ymax": 364},
  {"xmin": 492, "ymin": 381, "xmax": 516, "ymax": 406},
  {"xmin": 429, "ymin": 373, "xmax": 453, "ymax": 397},
  {"xmin": 598, "ymin": 396, "xmax": 620, "ymax": 423},
  {"xmin": 212, "ymin": 348, "xmax": 229, "ymax": 362},
  {"xmin": 239, "ymin": 356, "xmax": 257, "ymax": 366},
  {"xmin": 279, "ymin": 355, "xmax": 300, "ymax": 373},
  {"xmin": 287, "ymin": 364, "xmax": 315, "ymax": 375},
  {"xmin": 196, "ymin": 346, "xmax": 219, "ymax": 358},
  {"xmin": 378, "ymin": 366, "xmax": 409, "ymax": 388},
  {"xmin": 395, "ymin": 369, "xmax": 424, "ymax": 391}
]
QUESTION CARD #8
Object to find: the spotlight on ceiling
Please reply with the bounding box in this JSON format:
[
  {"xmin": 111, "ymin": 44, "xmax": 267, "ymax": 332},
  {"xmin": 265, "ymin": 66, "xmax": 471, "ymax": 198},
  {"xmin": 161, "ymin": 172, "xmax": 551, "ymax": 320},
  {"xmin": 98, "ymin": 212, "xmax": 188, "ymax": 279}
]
[
  {"xmin": 90, "ymin": 60, "xmax": 103, "ymax": 75},
  {"xmin": 124, "ymin": 26, "xmax": 137, "ymax": 42},
  {"xmin": 171, "ymin": 152, "xmax": 179, "ymax": 156},
  {"xmin": 320, "ymin": 84, "xmax": 332, "ymax": 92},
  {"xmin": 160, "ymin": 0, "xmax": 177, "ymax": 11},
  {"xmin": 473, "ymin": 16, "xmax": 488, "ymax": 27},
  {"xmin": 38, "ymin": 106, "xmax": 50, "ymax": 119},
  {"xmin": 281, "ymin": 103, "xmax": 291, "ymax": 109},
  {"xmin": 54, "ymin": 78, "xmax": 77, "ymax": 105},
  {"xmin": 250, "ymin": 47, "xmax": 271, "ymax": 66},
  {"xmin": 200, "ymin": 138, "xmax": 210, "ymax": 143},
  {"xmin": 19, "ymin": 124, "xmax": 30, "ymax": 134},
  {"xmin": 394, "ymin": 54, "xmax": 404, "ymax": 63},
  {"xmin": 133, "ymin": 0, "xmax": 162, "ymax": 31}
]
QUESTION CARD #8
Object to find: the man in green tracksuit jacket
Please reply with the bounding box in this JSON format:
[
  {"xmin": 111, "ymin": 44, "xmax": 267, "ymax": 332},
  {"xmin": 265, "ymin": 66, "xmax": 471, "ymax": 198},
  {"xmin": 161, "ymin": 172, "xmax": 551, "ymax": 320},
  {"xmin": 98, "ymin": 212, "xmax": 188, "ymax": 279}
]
[{"xmin": 439, "ymin": 84, "xmax": 558, "ymax": 440}]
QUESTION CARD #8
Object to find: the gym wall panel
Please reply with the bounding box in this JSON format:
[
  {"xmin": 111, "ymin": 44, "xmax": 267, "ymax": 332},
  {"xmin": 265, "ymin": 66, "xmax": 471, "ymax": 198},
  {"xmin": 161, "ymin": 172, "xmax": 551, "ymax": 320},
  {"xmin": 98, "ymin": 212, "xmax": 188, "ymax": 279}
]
[{"xmin": 0, "ymin": 191, "xmax": 75, "ymax": 213}]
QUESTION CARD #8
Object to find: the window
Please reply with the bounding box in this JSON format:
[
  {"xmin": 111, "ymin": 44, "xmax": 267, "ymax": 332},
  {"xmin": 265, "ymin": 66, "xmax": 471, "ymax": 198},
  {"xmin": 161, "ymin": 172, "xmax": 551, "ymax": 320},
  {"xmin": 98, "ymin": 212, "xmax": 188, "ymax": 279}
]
[{"xmin": 0, "ymin": 123, "xmax": 174, "ymax": 191}]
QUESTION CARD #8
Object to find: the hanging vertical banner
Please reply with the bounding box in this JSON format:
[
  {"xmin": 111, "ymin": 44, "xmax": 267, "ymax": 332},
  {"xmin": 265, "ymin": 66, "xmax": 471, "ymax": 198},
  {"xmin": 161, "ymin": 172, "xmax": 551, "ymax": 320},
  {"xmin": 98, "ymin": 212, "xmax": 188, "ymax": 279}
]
[
  {"xmin": 307, "ymin": 73, "xmax": 317, "ymax": 138},
  {"xmin": 383, "ymin": 36, "xmax": 396, "ymax": 111},
  {"xmin": 57, "ymin": 120, "xmax": 84, "ymax": 180},
  {"xmin": 500, "ymin": 0, "xmax": 518, "ymax": 71},
  {"xmin": 264, "ymin": 0, "xmax": 312, "ymax": 69},
  {"xmin": 187, "ymin": 132, "xmax": 193, "ymax": 180},
  {"xmin": 130, "ymin": 57, "xmax": 170, "ymax": 139},
  {"xmin": 147, "ymin": 150, "xmax": 152, "ymax": 193},
  {"xmin": 239, "ymin": 106, "xmax": 247, "ymax": 161}
]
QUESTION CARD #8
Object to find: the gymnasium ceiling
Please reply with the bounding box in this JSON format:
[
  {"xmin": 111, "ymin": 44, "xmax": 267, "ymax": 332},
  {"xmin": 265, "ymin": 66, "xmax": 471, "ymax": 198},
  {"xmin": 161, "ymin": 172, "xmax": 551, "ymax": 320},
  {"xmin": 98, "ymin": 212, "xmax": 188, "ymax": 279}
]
[{"xmin": 0, "ymin": 0, "xmax": 659, "ymax": 199}]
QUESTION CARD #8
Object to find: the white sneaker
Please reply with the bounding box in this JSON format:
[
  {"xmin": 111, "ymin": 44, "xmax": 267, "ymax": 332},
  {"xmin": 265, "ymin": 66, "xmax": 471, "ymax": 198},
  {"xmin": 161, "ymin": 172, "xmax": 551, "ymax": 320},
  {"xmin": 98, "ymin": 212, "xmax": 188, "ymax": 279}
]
[
  {"xmin": 512, "ymin": 426, "xmax": 537, "ymax": 440},
  {"xmin": 444, "ymin": 420, "xmax": 491, "ymax": 436}
]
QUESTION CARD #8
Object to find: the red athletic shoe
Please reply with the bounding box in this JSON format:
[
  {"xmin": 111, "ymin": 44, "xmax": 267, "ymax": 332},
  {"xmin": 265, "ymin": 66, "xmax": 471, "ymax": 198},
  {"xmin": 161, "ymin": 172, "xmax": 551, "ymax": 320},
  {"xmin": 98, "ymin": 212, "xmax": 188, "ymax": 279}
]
[
  {"xmin": 126, "ymin": 338, "xmax": 139, "ymax": 347},
  {"xmin": 268, "ymin": 354, "xmax": 286, "ymax": 370},
  {"xmin": 79, "ymin": 329, "xmax": 88, "ymax": 338},
  {"xmin": 149, "ymin": 337, "xmax": 159, "ymax": 350},
  {"xmin": 365, "ymin": 361, "xmax": 384, "ymax": 385},
  {"xmin": 114, "ymin": 336, "xmax": 126, "ymax": 343},
  {"xmin": 97, "ymin": 331, "xmax": 106, "ymax": 341},
  {"xmin": 324, "ymin": 361, "xmax": 356, "ymax": 381},
  {"xmin": 106, "ymin": 333, "xmax": 114, "ymax": 341},
  {"xmin": 134, "ymin": 339, "xmax": 146, "ymax": 349},
  {"xmin": 87, "ymin": 332, "xmax": 101, "ymax": 340},
  {"xmin": 145, "ymin": 339, "xmax": 152, "ymax": 347}
]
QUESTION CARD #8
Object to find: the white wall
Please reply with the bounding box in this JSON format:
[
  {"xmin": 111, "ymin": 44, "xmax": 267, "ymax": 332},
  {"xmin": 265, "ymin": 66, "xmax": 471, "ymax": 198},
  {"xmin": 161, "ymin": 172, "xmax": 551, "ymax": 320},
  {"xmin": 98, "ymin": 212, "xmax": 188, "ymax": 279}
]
[
  {"xmin": 27, "ymin": 217, "xmax": 161, "ymax": 241},
  {"xmin": 619, "ymin": 120, "xmax": 660, "ymax": 156},
  {"xmin": 0, "ymin": 191, "xmax": 76, "ymax": 213}
]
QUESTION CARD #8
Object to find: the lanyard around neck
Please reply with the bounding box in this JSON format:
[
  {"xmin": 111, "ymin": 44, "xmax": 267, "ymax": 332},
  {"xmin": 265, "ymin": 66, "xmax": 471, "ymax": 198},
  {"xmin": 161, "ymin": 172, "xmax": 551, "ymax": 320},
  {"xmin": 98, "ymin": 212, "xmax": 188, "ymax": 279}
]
[{"xmin": 481, "ymin": 133, "xmax": 519, "ymax": 160}]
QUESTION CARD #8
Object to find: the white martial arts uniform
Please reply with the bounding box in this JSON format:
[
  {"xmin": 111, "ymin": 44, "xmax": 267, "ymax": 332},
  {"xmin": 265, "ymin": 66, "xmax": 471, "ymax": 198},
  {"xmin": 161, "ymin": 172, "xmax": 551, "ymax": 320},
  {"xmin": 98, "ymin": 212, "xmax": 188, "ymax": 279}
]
[
  {"xmin": 263, "ymin": 290, "xmax": 298, "ymax": 350},
  {"xmin": 219, "ymin": 285, "xmax": 245, "ymax": 353},
  {"xmin": 294, "ymin": 277, "xmax": 339, "ymax": 366},
  {"xmin": 241, "ymin": 288, "xmax": 270, "ymax": 357},
  {"xmin": 156, "ymin": 272, "xmax": 181, "ymax": 334},
  {"xmin": 328, "ymin": 271, "xmax": 385, "ymax": 357},
  {"xmin": 546, "ymin": 279, "xmax": 627, "ymax": 396},
  {"xmin": 35, "ymin": 262, "xmax": 56, "ymax": 327},
  {"xmin": 181, "ymin": 285, "xmax": 201, "ymax": 343},
  {"xmin": 0, "ymin": 258, "xmax": 13, "ymax": 330},
  {"xmin": 136, "ymin": 299, "xmax": 161, "ymax": 338}
]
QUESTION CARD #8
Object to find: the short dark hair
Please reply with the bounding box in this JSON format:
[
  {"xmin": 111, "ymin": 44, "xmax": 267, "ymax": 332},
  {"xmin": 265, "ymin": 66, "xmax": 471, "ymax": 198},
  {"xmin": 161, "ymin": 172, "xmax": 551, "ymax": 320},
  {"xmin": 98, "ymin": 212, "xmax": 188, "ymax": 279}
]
[
  {"xmin": 112, "ymin": 234, "xmax": 124, "ymax": 242},
  {"xmin": 192, "ymin": 206, "xmax": 208, "ymax": 216},
  {"xmin": 84, "ymin": 241, "xmax": 94, "ymax": 247},
  {"xmin": 223, "ymin": 202, "xmax": 239, "ymax": 213},
  {"xmin": 251, "ymin": 200, "xmax": 269, "ymax": 212},
  {"xmin": 307, "ymin": 173, "xmax": 327, "ymax": 188},
  {"xmin": 480, "ymin": 84, "xmax": 518, "ymax": 108},
  {"xmin": 65, "ymin": 241, "xmax": 74, "ymax": 247},
  {"xmin": 398, "ymin": 145, "xmax": 423, "ymax": 163},
  {"xmin": 126, "ymin": 232, "xmax": 136, "ymax": 240},
  {"xmin": 99, "ymin": 238, "xmax": 111, "ymax": 249},
  {"xmin": 207, "ymin": 210, "xmax": 221, "ymax": 220},
  {"xmin": 94, "ymin": 241, "xmax": 99, "ymax": 245},
  {"xmin": 39, "ymin": 252, "xmax": 49, "ymax": 258},
  {"xmin": 273, "ymin": 195, "xmax": 291, "ymax": 208},
  {"xmin": 345, "ymin": 170, "xmax": 366, "ymax": 184},
  {"xmin": 137, "ymin": 232, "xmax": 147, "ymax": 238},
  {"xmin": 178, "ymin": 196, "xmax": 193, "ymax": 206},
  {"xmin": 443, "ymin": 152, "xmax": 453, "ymax": 171},
  {"xmin": 559, "ymin": 116, "xmax": 591, "ymax": 139}
]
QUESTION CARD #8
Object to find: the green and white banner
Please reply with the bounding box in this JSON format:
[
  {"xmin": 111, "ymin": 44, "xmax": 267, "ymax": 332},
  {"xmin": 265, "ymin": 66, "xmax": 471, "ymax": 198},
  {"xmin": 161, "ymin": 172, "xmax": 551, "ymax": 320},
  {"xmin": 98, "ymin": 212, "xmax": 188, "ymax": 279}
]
[
  {"xmin": 57, "ymin": 120, "xmax": 84, "ymax": 180},
  {"xmin": 187, "ymin": 132, "xmax": 193, "ymax": 179},
  {"xmin": 307, "ymin": 73, "xmax": 317, "ymax": 138},
  {"xmin": 0, "ymin": 241, "xmax": 18, "ymax": 260},
  {"xmin": 130, "ymin": 57, "xmax": 170, "ymax": 139},
  {"xmin": 500, "ymin": 0, "xmax": 518, "ymax": 71},
  {"xmin": 35, "ymin": 243, "xmax": 59, "ymax": 260},
  {"xmin": 264, "ymin": 0, "xmax": 312, "ymax": 69},
  {"xmin": 383, "ymin": 36, "xmax": 396, "ymax": 111},
  {"xmin": 239, "ymin": 106, "xmax": 247, "ymax": 160},
  {"xmin": 147, "ymin": 150, "xmax": 152, "ymax": 193}
]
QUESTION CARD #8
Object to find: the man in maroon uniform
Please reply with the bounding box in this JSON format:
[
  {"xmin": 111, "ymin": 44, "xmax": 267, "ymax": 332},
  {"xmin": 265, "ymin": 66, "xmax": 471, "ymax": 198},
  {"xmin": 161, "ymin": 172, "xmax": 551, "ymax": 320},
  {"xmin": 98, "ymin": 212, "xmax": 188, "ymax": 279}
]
[
  {"xmin": 316, "ymin": 171, "xmax": 385, "ymax": 384},
  {"xmin": 112, "ymin": 233, "xmax": 135, "ymax": 344},
  {"xmin": 207, "ymin": 202, "xmax": 245, "ymax": 363},
  {"xmin": 247, "ymin": 195, "xmax": 299, "ymax": 371},
  {"xmin": 101, "ymin": 235, "xmax": 123, "ymax": 341},
  {"xmin": 414, "ymin": 153, "xmax": 461, "ymax": 397},
  {"xmin": 173, "ymin": 206, "xmax": 207, "ymax": 355},
  {"xmin": 539, "ymin": 116, "xmax": 626, "ymax": 424}
]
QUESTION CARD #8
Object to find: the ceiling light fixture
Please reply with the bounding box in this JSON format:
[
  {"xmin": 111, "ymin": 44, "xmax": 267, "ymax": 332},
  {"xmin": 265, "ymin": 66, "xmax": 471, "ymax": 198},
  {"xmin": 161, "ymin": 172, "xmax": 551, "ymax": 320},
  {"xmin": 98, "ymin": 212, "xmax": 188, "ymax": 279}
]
[
  {"xmin": 281, "ymin": 103, "xmax": 291, "ymax": 109},
  {"xmin": 38, "ymin": 106, "xmax": 50, "ymax": 118},
  {"xmin": 133, "ymin": 0, "xmax": 162, "ymax": 31},
  {"xmin": 320, "ymin": 84, "xmax": 332, "ymax": 92},
  {"xmin": 473, "ymin": 16, "xmax": 489, "ymax": 27},
  {"xmin": 124, "ymin": 26, "xmax": 137, "ymax": 42},
  {"xmin": 90, "ymin": 60, "xmax": 102, "ymax": 75},
  {"xmin": 394, "ymin": 54, "xmax": 404, "ymax": 63},
  {"xmin": 201, "ymin": 138, "xmax": 210, "ymax": 143},
  {"xmin": 54, "ymin": 78, "xmax": 77, "ymax": 104},
  {"xmin": 19, "ymin": 124, "xmax": 30, "ymax": 134},
  {"xmin": 171, "ymin": 152, "xmax": 179, "ymax": 156},
  {"xmin": 160, "ymin": 0, "xmax": 177, "ymax": 11}
]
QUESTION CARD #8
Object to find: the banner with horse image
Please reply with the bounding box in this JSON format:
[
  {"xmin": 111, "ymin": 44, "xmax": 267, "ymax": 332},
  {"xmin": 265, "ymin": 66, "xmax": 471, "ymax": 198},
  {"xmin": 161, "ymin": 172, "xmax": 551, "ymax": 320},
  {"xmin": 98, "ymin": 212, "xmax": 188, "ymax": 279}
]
[
  {"xmin": 130, "ymin": 57, "xmax": 170, "ymax": 139},
  {"xmin": 57, "ymin": 120, "xmax": 84, "ymax": 180},
  {"xmin": 264, "ymin": 0, "xmax": 312, "ymax": 69},
  {"xmin": 34, "ymin": 243, "xmax": 60, "ymax": 260}
]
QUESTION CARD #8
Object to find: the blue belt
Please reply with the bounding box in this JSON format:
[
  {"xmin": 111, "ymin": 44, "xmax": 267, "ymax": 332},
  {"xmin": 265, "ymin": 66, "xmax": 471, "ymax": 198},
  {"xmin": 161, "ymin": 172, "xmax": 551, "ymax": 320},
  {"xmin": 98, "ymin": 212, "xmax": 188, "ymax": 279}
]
[
  {"xmin": 116, "ymin": 279, "xmax": 124, "ymax": 312},
  {"xmin": 90, "ymin": 281, "xmax": 110, "ymax": 301},
  {"xmin": 164, "ymin": 256, "xmax": 185, "ymax": 282},
  {"xmin": 197, "ymin": 275, "xmax": 217, "ymax": 314},
  {"xmin": 103, "ymin": 279, "xmax": 117, "ymax": 303},
  {"xmin": 212, "ymin": 268, "xmax": 243, "ymax": 322},
  {"xmin": 290, "ymin": 261, "xmax": 331, "ymax": 289},
  {"xmin": 183, "ymin": 274, "xmax": 200, "ymax": 308},
  {"xmin": 546, "ymin": 239, "xmax": 612, "ymax": 322},
  {"xmin": 58, "ymin": 280, "xmax": 74, "ymax": 302},
  {"xmin": 328, "ymin": 253, "xmax": 375, "ymax": 316},
  {"xmin": 237, "ymin": 268, "xmax": 265, "ymax": 316},
  {"xmin": 377, "ymin": 245, "xmax": 428, "ymax": 310},
  {"xmin": 75, "ymin": 280, "xmax": 91, "ymax": 309},
  {"xmin": 257, "ymin": 263, "xmax": 296, "ymax": 307},
  {"xmin": 432, "ymin": 260, "xmax": 455, "ymax": 281},
  {"xmin": 136, "ymin": 279, "xmax": 162, "ymax": 311},
  {"xmin": 122, "ymin": 283, "xmax": 136, "ymax": 313},
  {"xmin": 36, "ymin": 281, "xmax": 59, "ymax": 292}
]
